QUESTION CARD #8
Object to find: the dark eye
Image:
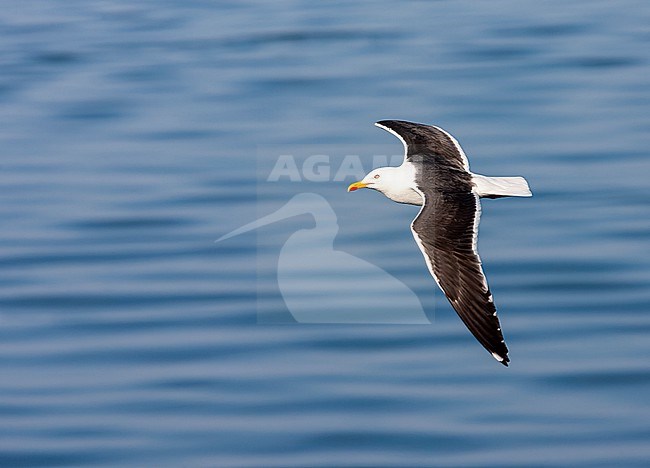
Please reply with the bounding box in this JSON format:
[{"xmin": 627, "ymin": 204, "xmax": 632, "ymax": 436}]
[{"xmin": 373, "ymin": 174, "xmax": 380, "ymax": 179}]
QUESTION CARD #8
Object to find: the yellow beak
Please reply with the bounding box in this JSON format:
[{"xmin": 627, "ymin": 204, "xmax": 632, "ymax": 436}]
[{"xmin": 347, "ymin": 181, "xmax": 368, "ymax": 192}]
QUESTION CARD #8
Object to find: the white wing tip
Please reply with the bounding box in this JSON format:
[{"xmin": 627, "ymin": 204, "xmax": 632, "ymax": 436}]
[
  {"xmin": 491, "ymin": 352, "xmax": 504, "ymax": 362},
  {"xmin": 491, "ymin": 351, "xmax": 510, "ymax": 366}
]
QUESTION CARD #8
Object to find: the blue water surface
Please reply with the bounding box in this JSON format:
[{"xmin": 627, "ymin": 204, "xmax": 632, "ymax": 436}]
[{"xmin": 1, "ymin": 1, "xmax": 649, "ymax": 466}]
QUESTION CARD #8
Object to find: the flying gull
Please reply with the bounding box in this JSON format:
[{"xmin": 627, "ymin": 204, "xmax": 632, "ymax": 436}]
[{"xmin": 348, "ymin": 120, "xmax": 532, "ymax": 365}]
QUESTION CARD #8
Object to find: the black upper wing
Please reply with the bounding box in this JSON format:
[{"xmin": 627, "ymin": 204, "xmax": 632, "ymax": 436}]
[
  {"xmin": 375, "ymin": 120, "xmax": 470, "ymax": 171},
  {"xmin": 411, "ymin": 189, "xmax": 510, "ymax": 365}
]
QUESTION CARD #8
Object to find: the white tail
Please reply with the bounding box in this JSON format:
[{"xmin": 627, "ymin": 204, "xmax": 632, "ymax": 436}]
[{"xmin": 472, "ymin": 174, "xmax": 532, "ymax": 198}]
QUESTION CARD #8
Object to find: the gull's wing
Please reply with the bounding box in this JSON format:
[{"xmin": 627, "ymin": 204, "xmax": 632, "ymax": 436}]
[
  {"xmin": 374, "ymin": 119, "xmax": 510, "ymax": 364},
  {"xmin": 375, "ymin": 120, "xmax": 470, "ymax": 171},
  {"xmin": 410, "ymin": 189, "xmax": 510, "ymax": 365}
]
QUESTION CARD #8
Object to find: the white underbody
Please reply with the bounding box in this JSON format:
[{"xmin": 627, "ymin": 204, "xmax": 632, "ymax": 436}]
[{"xmin": 374, "ymin": 163, "xmax": 532, "ymax": 205}]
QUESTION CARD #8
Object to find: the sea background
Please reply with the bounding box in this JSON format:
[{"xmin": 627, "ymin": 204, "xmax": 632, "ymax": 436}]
[{"xmin": 1, "ymin": 1, "xmax": 649, "ymax": 466}]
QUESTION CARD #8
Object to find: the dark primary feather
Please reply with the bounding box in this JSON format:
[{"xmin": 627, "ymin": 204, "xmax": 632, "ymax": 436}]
[{"xmin": 411, "ymin": 191, "xmax": 509, "ymax": 365}]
